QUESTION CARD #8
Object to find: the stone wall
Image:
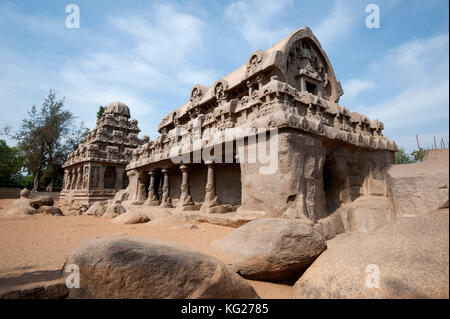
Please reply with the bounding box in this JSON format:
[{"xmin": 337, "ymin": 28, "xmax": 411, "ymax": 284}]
[{"xmin": 0, "ymin": 187, "xmax": 20, "ymax": 199}]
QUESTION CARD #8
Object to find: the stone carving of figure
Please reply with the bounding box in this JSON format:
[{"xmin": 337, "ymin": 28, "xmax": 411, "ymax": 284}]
[
  {"xmin": 83, "ymin": 166, "xmax": 89, "ymax": 189},
  {"xmin": 91, "ymin": 167, "xmax": 98, "ymax": 188},
  {"xmin": 76, "ymin": 167, "xmax": 83, "ymax": 189},
  {"xmin": 215, "ymin": 82, "xmax": 225, "ymax": 101}
]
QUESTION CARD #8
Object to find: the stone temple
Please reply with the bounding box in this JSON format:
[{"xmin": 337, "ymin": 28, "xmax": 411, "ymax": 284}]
[
  {"xmin": 60, "ymin": 102, "xmax": 142, "ymax": 204},
  {"xmin": 62, "ymin": 27, "xmax": 398, "ymax": 222}
]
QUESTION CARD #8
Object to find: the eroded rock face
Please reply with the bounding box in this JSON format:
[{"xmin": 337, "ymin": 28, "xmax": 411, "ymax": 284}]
[
  {"xmin": 20, "ymin": 188, "xmax": 31, "ymax": 198},
  {"xmin": 4, "ymin": 206, "xmax": 36, "ymax": 216},
  {"xmin": 5, "ymin": 197, "xmax": 37, "ymax": 216},
  {"xmin": 37, "ymin": 206, "xmax": 64, "ymax": 215},
  {"xmin": 66, "ymin": 236, "xmax": 259, "ymax": 299},
  {"xmin": 342, "ymin": 196, "xmax": 394, "ymax": 233},
  {"xmin": 83, "ymin": 201, "xmax": 106, "ymax": 217},
  {"xmin": 111, "ymin": 211, "xmax": 150, "ymax": 224},
  {"xmin": 387, "ymin": 149, "xmax": 449, "ymax": 217},
  {"xmin": 292, "ymin": 209, "xmax": 449, "ymax": 299},
  {"xmin": 30, "ymin": 196, "xmax": 54, "ymax": 209},
  {"xmin": 210, "ymin": 218, "xmax": 327, "ymax": 282}
]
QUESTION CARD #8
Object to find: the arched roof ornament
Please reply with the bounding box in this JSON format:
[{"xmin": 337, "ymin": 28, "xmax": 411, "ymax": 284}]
[
  {"xmin": 246, "ymin": 50, "xmax": 264, "ymax": 76},
  {"xmin": 189, "ymin": 84, "xmax": 208, "ymax": 104},
  {"xmin": 278, "ymin": 27, "xmax": 344, "ymax": 103}
]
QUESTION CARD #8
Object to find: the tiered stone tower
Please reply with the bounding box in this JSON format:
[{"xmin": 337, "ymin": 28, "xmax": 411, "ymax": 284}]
[{"xmin": 60, "ymin": 102, "xmax": 142, "ymax": 205}]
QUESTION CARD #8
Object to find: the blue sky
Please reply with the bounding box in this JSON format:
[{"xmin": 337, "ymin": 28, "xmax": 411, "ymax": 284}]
[{"xmin": 0, "ymin": 0, "xmax": 448, "ymax": 152}]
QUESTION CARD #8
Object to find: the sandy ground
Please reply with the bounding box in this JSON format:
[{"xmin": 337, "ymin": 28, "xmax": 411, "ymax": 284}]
[{"xmin": 0, "ymin": 198, "xmax": 292, "ymax": 298}]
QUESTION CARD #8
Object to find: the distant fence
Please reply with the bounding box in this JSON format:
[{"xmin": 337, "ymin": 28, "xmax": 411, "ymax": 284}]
[{"xmin": 0, "ymin": 187, "xmax": 60, "ymax": 200}]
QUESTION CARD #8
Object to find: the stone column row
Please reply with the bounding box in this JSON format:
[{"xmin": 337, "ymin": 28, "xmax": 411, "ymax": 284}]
[{"xmin": 139, "ymin": 162, "xmax": 221, "ymax": 212}]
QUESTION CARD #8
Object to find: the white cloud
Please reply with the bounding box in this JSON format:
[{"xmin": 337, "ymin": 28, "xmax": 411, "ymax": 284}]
[
  {"xmin": 352, "ymin": 33, "xmax": 449, "ymax": 151},
  {"xmin": 312, "ymin": 0, "xmax": 358, "ymax": 49},
  {"xmin": 341, "ymin": 79, "xmax": 376, "ymax": 98},
  {"xmin": 224, "ymin": 0, "xmax": 293, "ymax": 50}
]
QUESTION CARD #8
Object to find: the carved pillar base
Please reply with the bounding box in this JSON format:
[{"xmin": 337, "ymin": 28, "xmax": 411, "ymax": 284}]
[
  {"xmin": 145, "ymin": 169, "xmax": 160, "ymax": 206},
  {"xmin": 200, "ymin": 161, "xmax": 222, "ymax": 214},
  {"xmin": 160, "ymin": 168, "xmax": 172, "ymax": 208},
  {"xmin": 132, "ymin": 170, "xmax": 148, "ymax": 205},
  {"xmin": 176, "ymin": 165, "xmax": 198, "ymax": 211}
]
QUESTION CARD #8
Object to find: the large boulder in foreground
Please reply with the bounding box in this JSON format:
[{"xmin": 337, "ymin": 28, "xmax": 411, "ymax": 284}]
[
  {"xmin": 210, "ymin": 218, "xmax": 327, "ymax": 282},
  {"xmin": 66, "ymin": 236, "xmax": 259, "ymax": 299},
  {"xmin": 387, "ymin": 149, "xmax": 449, "ymax": 217},
  {"xmin": 292, "ymin": 209, "xmax": 449, "ymax": 299}
]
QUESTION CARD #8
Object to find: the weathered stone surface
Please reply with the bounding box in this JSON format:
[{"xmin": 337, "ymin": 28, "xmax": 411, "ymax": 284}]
[
  {"xmin": 37, "ymin": 206, "xmax": 64, "ymax": 216},
  {"xmin": 20, "ymin": 188, "xmax": 31, "ymax": 198},
  {"xmin": 4, "ymin": 197, "xmax": 37, "ymax": 216},
  {"xmin": 30, "ymin": 196, "xmax": 54, "ymax": 209},
  {"xmin": 105, "ymin": 200, "xmax": 126, "ymax": 216},
  {"xmin": 83, "ymin": 201, "xmax": 106, "ymax": 217},
  {"xmin": 66, "ymin": 236, "xmax": 260, "ymax": 299},
  {"xmin": 342, "ymin": 196, "xmax": 394, "ymax": 233},
  {"xmin": 292, "ymin": 209, "xmax": 449, "ymax": 298},
  {"xmin": 111, "ymin": 211, "xmax": 150, "ymax": 224},
  {"xmin": 314, "ymin": 210, "xmax": 345, "ymax": 240},
  {"xmin": 4, "ymin": 206, "xmax": 37, "ymax": 216},
  {"xmin": 210, "ymin": 218, "xmax": 327, "ymax": 282},
  {"xmin": 0, "ymin": 281, "xmax": 68, "ymax": 299},
  {"xmin": 387, "ymin": 149, "xmax": 449, "ymax": 217}
]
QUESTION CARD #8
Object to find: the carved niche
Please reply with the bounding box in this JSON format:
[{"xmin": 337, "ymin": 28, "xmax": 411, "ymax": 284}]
[
  {"xmin": 213, "ymin": 80, "xmax": 229, "ymax": 103},
  {"xmin": 246, "ymin": 50, "xmax": 264, "ymax": 76},
  {"xmin": 286, "ymin": 39, "xmax": 332, "ymax": 100},
  {"xmin": 190, "ymin": 84, "xmax": 207, "ymax": 105}
]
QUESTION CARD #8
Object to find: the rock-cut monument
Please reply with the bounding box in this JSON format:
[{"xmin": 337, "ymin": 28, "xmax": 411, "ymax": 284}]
[
  {"xmin": 60, "ymin": 102, "xmax": 142, "ymax": 204},
  {"xmin": 62, "ymin": 27, "xmax": 398, "ymax": 223}
]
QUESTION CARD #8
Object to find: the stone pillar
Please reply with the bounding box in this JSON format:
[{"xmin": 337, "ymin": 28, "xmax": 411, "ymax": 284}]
[
  {"xmin": 115, "ymin": 166, "xmax": 125, "ymax": 191},
  {"xmin": 70, "ymin": 168, "xmax": 77, "ymax": 190},
  {"xmin": 76, "ymin": 166, "xmax": 83, "ymax": 190},
  {"xmin": 160, "ymin": 168, "xmax": 172, "ymax": 208},
  {"xmin": 135, "ymin": 170, "xmax": 148, "ymax": 204},
  {"xmin": 126, "ymin": 169, "xmax": 139, "ymax": 202},
  {"xmin": 145, "ymin": 169, "xmax": 160, "ymax": 206},
  {"xmin": 176, "ymin": 165, "xmax": 196, "ymax": 210},
  {"xmin": 98, "ymin": 165, "xmax": 105, "ymax": 190},
  {"xmin": 201, "ymin": 161, "xmax": 221, "ymax": 213},
  {"xmin": 83, "ymin": 165, "xmax": 90, "ymax": 190},
  {"xmin": 62, "ymin": 170, "xmax": 68, "ymax": 190}
]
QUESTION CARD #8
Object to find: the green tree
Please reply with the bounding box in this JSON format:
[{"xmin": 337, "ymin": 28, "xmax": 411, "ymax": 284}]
[
  {"xmin": 411, "ymin": 147, "xmax": 426, "ymax": 162},
  {"xmin": 1, "ymin": 89, "xmax": 82, "ymax": 191},
  {"xmin": 97, "ymin": 105, "xmax": 105, "ymax": 120},
  {"xmin": 394, "ymin": 148, "xmax": 413, "ymax": 164},
  {"xmin": 0, "ymin": 139, "xmax": 21, "ymax": 186}
]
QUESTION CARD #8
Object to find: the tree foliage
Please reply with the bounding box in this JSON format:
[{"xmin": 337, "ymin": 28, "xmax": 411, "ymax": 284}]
[
  {"xmin": 97, "ymin": 105, "xmax": 105, "ymax": 120},
  {"xmin": 1, "ymin": 89, "xmax": 87, "ymax": 191},
  {"xmin": 394, "ymin": 147, "xmax": 428, "ymax": 164},
  {"xmin": 0, "ymin": 139, "xmax": 21, "ymax": 185}
]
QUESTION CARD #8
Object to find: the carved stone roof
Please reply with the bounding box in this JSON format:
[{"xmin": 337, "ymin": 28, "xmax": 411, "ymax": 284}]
[{"xmin": 157, "ymin": 27, "xmax": 344, "ymax": 133}]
